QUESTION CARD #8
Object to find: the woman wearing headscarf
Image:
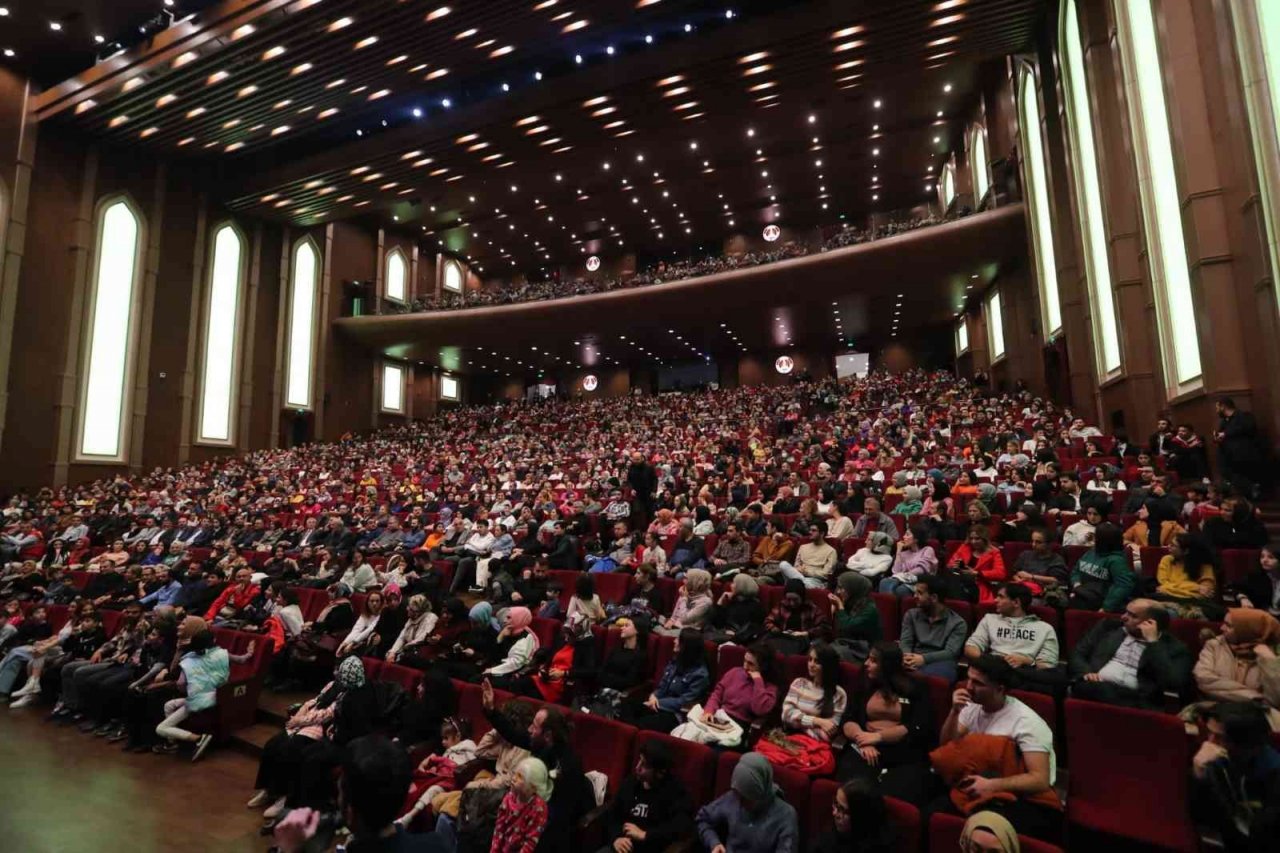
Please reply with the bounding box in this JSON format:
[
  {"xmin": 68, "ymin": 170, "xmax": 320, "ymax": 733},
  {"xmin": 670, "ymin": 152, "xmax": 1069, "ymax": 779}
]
[
  {"xmin": 482, "ymin": 606, "xmax": 539, "ymax": 679},
  {"xmin": 695, "ymin": 752, "xmax": 799, "ymax": 853},
  {"xmin": 247, "ymin": 655, "xmax": 367, "ymax": 820},
  {"xmin": 960, "ymin": 810, "xmax": 1022, "ymax": 852},
  {"xmin": 885, "ymin": 470, "xmax": 910, "ymax": 497},
  {"xmin": 846, "ymin": 531, "xmax": 895, "ymax": 579},
  {"xmin": 1125, "ymin": 497, "xmax": 1185, "ymax": 550},
  {"xmin": 654, "ymin": 568, "xmax": 714, "ymax": 637},
  {"xmin": 384, "ymin": 594, "xmax": 439, "ymax": 665},
  {"xmin": 490, "ymin": 757, "xmax": 553, "ymax": 853},
  {"xmin": 892, "ymin": 486, "xmax": 923, "ymax": 517},
  {"xmin": 828, "ymin": 573, "xmax": 882, "ymax": 663},
  {"xmin": 709, "ymin": 573, "xmax": 768, "ymax": 644},
  {"xmin": 440, "ymin": 601, "xmax": 501, "ymax": 679},
  {"xmin": 1192, "ymin": 608, "xmax": 1280, "ymax": 729}
]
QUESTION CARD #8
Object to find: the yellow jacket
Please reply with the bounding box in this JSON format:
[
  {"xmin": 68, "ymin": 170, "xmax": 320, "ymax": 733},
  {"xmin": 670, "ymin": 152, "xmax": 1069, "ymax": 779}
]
[{"xmin": 1156, "ymin": 554, "xmax": 1215, "ymax": 599}]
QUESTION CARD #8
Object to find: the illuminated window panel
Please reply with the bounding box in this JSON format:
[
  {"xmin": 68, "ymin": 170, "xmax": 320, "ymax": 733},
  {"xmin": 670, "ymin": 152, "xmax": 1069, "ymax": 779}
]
[
  {"xmin": 988, "ymin": 289, "xmax": 1006, "ymax": 360},
  {"xmin": 443, "ymin": 260, "xmax": 464, "ymax": 293},
  {"xmin": 1060, "ymin": 0, "xmax": 1121, "ymax": 374},
  {"xmin": 197, "ymin": 224, "xmax": 245, "ymax": 444},
  {"xmin": 1018, "ymin": 66, "xmax": 1063, "ymax": 336},
  {"xmin": 381, "ymin": 362, "xmax": 405, "ymax": 413},
  {"xmin": 285, "ymin": 240, "xmax": 319, "ymax": 409},
  {"xmin": 956, "ymin": 318, "xmax": 970, "ymax": 355},
  {"xmin": 970, "ymin": 123, "xmax": 990, "ymax": 204},
  {"xmin": 1116, "ymin": 0, "xmax": 1201, "ymax": 391},
  {"xmin": 1234, "ymin": 0, "xmax": 1280, "ymax": 321},
  {"xmin": 385, "ymin": 248, "xmax": 407, "ymax": 302},
  {"xmin": 78, "ymin": 199, "xmax": 143, "ymax": 460},
  {"xmin": 440, "ymin": 374, "xmax": 459, "ymax": 400}
]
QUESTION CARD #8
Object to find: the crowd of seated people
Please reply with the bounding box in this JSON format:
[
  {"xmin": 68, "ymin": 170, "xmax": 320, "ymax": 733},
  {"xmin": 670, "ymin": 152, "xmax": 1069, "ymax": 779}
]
[
  {"xmin": 0, "ymin": 369, "xmax": 1278, "ymax": 850},
  {"xmin": 401, "ymin": 213, "xmax": 945, "ymax": 314}
]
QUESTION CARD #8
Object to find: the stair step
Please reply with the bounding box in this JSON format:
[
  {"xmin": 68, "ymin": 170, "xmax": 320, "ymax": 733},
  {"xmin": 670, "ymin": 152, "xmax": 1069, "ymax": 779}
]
[
  {"xmin": 229, "ymin": 721, "xmax": 279, "ymax": 757},
  {"xmin": 256, "ymin": 687, "xmax": 313, "ymax": 725}
]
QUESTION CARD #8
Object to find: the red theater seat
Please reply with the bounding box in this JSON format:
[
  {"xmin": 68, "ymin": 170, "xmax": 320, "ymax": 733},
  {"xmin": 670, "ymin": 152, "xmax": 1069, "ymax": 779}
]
[
  {"xmin": 570, "ymin": 711, "xmax": 636, "ymax": 796},
  {"xmin": 1065, "ymin": 699, "xmax": 1197, "ymax": 850},
  {"xmin": 633, "ymin": 731, "xmax": 716, "ymax": 807}
]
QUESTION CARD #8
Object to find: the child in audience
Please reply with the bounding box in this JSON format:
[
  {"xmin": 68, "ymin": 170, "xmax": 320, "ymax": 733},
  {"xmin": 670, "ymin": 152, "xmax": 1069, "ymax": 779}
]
[{"xmin": 397, "ymin": 716, "xmax": 478, "ymax": 827}]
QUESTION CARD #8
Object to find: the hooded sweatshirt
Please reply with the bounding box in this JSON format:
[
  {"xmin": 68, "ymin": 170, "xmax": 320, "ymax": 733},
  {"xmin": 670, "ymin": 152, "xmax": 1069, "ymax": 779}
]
[
  {"xmin": 696, "ymin": 752, "xmax": 798, "ymax": 853},
  {"xmin": 965, "ymin": 613, "xmax": 1060, "ymax": 666}
]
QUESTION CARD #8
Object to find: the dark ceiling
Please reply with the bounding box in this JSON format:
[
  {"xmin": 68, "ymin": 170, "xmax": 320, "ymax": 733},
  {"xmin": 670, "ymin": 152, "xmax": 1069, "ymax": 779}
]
[
  {"xmin": 0, "ymin": 1, "xmax": 223, "ymax": 86},
  {"xmin": 26, "ymin": 0, "xmax": 1049, "ymax": 276},
  {"xmin": 333, "ymin": 205, "xmax": 1024, "ymax": 378}
]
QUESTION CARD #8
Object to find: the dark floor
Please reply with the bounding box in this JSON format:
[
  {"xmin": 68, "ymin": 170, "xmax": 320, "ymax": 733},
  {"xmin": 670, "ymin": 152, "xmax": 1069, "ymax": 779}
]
[{"xmin": 0, "ymin": 705, "xmax": 268, "ymax": 852}]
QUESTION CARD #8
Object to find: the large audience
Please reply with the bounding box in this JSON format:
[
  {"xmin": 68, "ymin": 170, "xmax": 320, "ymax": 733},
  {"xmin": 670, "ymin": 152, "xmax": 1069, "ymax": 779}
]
[
  {"xmin": 401, "ymin": 213, "xmax": 945, "ymax": 314},
  {"xmin": 0, "ymin": 370, "xmax": 1277, "ymax": 852}
]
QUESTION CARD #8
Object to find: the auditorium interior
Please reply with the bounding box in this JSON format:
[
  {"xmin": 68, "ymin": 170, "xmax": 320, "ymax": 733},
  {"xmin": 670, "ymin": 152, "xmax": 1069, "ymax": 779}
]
[{"xmin": 1, "ymin": 0, "xmax": 1280, "ymax": 851}]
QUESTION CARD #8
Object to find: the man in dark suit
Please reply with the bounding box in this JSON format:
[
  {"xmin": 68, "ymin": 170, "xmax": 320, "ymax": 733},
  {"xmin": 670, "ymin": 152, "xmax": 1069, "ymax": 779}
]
[
  {"xmin": 627, "ymin": 451, "xmax": 658, "ymax": 530},
  {"xmin": 321, "ymin": 516, "xmax": 356, "ymax": 556},
  {"xmin": 1215, "ymin": 397, "xmax": 1267, "ymax": 499}
]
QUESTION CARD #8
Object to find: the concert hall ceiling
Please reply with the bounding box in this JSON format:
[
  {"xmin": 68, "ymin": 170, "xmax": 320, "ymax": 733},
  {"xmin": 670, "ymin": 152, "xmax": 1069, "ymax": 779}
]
[{"xmin": 15, "ymin": 0, "xmax": 1050, "ymax": 274}]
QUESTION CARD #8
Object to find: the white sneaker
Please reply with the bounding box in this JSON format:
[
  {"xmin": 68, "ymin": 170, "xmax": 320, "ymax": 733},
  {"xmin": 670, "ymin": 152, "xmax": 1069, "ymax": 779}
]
[
  {"xmin": 13, "ymin": 678, "xmax": 40, "ymax": 697},
  {"xmin": 262, "ymin": 797, "xmax": 288, "ymax": 820},
  {"xmin": 10, "ymin": 694, "xmax": 38, "ymax": 709},
  {"xmin": 192, "ymin": 733, "xmax": 213, "ymax": 763}
]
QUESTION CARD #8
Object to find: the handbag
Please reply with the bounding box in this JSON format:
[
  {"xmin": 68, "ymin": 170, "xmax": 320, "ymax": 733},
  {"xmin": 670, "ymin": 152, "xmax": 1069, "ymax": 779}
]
[
  {"xmin": 670, "ymin": 703, "xmax": 745, "ymax": 747},
  {"xmin": 755, "ymin": 729, "xmax": 836, "ymax": 776}
]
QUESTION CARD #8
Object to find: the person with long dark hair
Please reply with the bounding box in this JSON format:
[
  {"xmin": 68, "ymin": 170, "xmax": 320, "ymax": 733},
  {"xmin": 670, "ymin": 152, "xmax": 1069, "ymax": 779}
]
[
  {"xmin": 1152, "ymin": 532, "xmax": 1223, "ymax": 620},
  {"xmin": 781, "ymin": 642, "xmax": 847, "ymax": 742},
  {"xmin": 809, "ymin": 778, "xmax": 897, "ymax": 853},
  {"xmin": 628, "ymin": 627, "xmax": 709, "ymax": 732},
  {"xmin": 1069, "ymin": 522, "xmax": 1136, "ymax": 612},
  {"xmin": 838, "ymin": 642, "xmax": 935, "ymax": 804},
  {"xmin": 698, "ymin": 641, "xmax": 780, "ymax": 744}
]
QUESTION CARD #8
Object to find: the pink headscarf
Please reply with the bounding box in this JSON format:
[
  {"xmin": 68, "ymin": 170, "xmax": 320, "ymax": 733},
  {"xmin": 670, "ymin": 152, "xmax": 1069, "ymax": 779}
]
[{"xmin": 506, "ymin": 607, "xmax": 533, "ymax": 632}]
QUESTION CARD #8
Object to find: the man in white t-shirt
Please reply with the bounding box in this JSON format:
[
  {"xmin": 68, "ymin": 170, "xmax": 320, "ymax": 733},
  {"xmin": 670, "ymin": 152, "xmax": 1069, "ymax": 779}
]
[{"xmin": 938, "ymin": 655, "xmax": 1061, "ymax": 840}]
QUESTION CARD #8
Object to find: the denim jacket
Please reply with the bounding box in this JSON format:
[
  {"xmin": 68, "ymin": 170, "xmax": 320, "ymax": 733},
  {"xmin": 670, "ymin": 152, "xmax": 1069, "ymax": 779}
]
[{"xmin": 654, "ymin": 661, "xmax": 710, "ymax": 714}]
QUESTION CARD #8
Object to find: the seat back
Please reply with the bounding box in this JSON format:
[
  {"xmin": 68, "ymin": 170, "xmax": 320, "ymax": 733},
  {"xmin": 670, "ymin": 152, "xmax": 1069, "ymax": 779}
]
[
  {"xmin": 1064, "ymin": 699, "xmax": 1196, "ymax": 850},
  {"xmin": 1063, "ymin": 609, "xmax": 1117, "ymax": 655},
  {"xmin": 593, "ymin": 571, "xmax": 634, "ymax": 605},
  {"xmin": 380, "ymin": 662, "xmax": 423, "ymax": 693},
  {"xmin": 633, "ymin": 731, "xmax": 716, "ymax": 806},
  {"xmin": 871, "ymin": 592, "xmax": 901, "ymax": 638},
  {"xmin": 570, "ymin": 711, "xmax": 636, "ymax": 797}
]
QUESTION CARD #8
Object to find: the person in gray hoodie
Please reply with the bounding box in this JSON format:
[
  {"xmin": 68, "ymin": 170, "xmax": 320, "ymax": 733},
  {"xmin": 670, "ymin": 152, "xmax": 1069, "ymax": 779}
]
[
  {"xmin": 695, "ymin": 752, "xmax": 798, "ymax": 853},
  {"xmin": 964, "ymin": 583, "xmax": 1066, "ymax": 694}
]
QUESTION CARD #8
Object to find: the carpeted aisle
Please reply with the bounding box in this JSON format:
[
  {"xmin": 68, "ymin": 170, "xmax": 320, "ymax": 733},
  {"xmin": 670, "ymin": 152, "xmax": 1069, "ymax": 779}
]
[{"xmin": 0, "ymin": 706, "xmax": 266, "ymax": 852}]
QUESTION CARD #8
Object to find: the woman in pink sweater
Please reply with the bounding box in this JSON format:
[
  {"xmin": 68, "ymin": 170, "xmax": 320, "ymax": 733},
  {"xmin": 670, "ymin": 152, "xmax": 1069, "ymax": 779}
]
[{"xmin": 702, "ymin": 642, "xmax": 781, "ymax": 737}]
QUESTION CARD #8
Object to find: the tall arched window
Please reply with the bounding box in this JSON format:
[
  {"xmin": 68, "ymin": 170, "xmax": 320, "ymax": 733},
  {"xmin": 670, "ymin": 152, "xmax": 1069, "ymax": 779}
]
[
  {"xmin": 197, "ymin": 223, "xmax": 246, "ymax": 444},
  {"xmin": 1114, "ymin": 0, "xmax": 1201, "ymax": 393},
  {"xmin": 78, "ymin": 197, "xmax": 143, "ymax": 461},
  {"xmin": 385, "ymin": 247, "xmax": 407, "ymax": 303},
  {"xmin": 1230, "ymin": 0, "xmax": 1280, "ymax": 314},
  {"xmin": 940, "ymin": 162, "xmax": 957, "ymax": 209},
  {"xmin": 1018, "ymin": 64, "xmax": 1064, "ymax": 337},
  {"xmin": 969, "ymin": 124, "xmax": 991, "ymax": 205},
  {"xmin": 987, "ymin": 289, "xmax": 1007, "ymax": 361},
  {"xmin": 443, "ymin": 260, "xmax": 464, "ymax": 293},
  {"xmin": 1059, "ymin": 0, "xmax": 1122, "ymax": 374},
  {"xmin": 285, "ymin": 239, "xmax": 319, "ymax": 409},
  {"xmin": 956, "ymin": 318, "xmax": 970, "ymax": 355}
]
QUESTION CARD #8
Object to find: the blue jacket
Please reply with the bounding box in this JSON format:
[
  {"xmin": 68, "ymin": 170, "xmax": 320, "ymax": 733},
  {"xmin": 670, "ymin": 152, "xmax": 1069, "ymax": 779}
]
[
  {"xmin": 696, "ymin": 788, "xmax": 797, "ymax": 853},
  {"xmin": 654, "ymin": 661, "xmax": 709, "ymax": 713}
]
